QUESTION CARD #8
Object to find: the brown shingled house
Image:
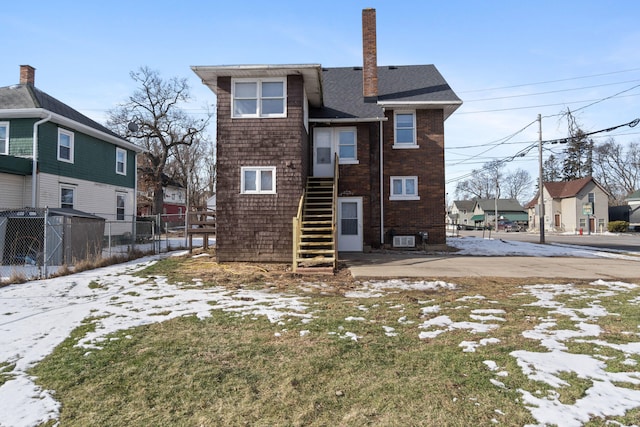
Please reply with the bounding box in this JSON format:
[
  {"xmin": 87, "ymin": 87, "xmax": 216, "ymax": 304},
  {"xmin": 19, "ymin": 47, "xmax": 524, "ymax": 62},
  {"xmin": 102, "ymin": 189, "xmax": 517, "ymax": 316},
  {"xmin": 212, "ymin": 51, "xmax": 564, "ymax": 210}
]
[{"xmin": 191, "ymin": 9, "xmax": 462, "ymax": 271}]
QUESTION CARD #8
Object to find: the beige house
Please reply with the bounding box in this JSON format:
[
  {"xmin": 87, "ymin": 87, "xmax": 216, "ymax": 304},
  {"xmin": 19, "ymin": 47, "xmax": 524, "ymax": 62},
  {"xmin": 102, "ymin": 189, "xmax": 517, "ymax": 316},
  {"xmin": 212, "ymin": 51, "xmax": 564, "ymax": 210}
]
[
  {"xmin": 448, "ymin": 200, "xmax": 476, "ymax": 229},
  {"xmin": 526, "ymin": 177, "xmax": 609, "ymax": 234}
]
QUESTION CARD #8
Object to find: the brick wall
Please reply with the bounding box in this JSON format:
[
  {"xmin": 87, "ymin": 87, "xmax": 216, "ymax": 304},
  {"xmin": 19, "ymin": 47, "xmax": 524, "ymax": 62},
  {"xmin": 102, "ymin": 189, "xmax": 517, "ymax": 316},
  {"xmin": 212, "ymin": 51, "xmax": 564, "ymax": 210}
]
[
  {"xmin": 215, "ymin": 75, "xmax": 306, "ymax": 262},
  {"xmin": 382, "ymin": 109, "xmax": 446, "ymax": 245}
]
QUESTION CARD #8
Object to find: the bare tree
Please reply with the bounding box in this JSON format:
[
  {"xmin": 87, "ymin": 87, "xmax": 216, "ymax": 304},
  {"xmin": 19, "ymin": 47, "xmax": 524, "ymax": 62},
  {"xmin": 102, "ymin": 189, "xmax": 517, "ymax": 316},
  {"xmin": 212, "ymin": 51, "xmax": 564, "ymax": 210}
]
[
  {"xmin": 503, "ymin": 168, "xmax": 533, "ymax": 204},
  {"xmin": 107, "ymin": 67, "xmax": 211, "ymax": 215},
  {"xmin": 166, "ymin": 138, "xmax": 216, "ymax": 209},
  {"xmin": 593, "ymin": 138, "xmax": 640, "ymax": 205},
  {"xmin": 455, "ymin": 160, "xmax": 504, "ymax": 200}
]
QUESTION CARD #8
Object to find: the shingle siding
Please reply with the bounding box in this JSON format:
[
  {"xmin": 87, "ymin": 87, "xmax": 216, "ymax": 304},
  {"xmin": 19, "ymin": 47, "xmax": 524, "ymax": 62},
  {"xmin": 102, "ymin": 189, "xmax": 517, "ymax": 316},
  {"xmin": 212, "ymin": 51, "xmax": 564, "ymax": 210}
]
[{"xmin": 215, "ymin": 75, "xmax": 307, "ymax": 262}]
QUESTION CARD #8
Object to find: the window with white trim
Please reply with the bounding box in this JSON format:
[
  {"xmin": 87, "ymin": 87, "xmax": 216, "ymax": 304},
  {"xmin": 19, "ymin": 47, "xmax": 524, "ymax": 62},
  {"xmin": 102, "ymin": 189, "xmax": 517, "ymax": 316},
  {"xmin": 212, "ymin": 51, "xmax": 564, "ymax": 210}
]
[
  {"xmin": 314, "ymin": 127, "xmax": 358, "ymax": 164},
  {"xmin": 390, "ymin": 176, "xmax": 419, "ymax": 200},
  {"xmin": 58, "ymin": 128, "xmax": 74, "ymax": 163},
  {"xmin": 116, "ymin": 193, "xmax": 126, "ymax": 221},
  {"xmin": 338, "ymin": 129, "xmax": 357, "ymax": 163},
  {"xmin": 241, "ymin": 166, "xmax": 276, "ymax": 194},
  {"xmin": 61, "ymin": 186, "xmax": 75, "ymax": 209},
  {"xmin": 116, "ymin": 148, "xmax": 127, "ymax": 175},
  {"xmin": 0, "ymin": 122, "xmax": 8, "ymax": 155},
  {"xmin": 393, "ymin": 111, "xmax": 417, "ymax": 148},
  {"xmin": 232, "ymin": 78, "xmax": 286, "ymax": 118}
]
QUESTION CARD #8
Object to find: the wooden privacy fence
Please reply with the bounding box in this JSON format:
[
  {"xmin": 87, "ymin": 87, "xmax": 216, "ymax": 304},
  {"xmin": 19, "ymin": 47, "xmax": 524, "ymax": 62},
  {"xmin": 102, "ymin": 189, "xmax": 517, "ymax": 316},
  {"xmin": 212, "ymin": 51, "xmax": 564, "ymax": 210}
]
[{"xmin": 187, "ymin": 209, "xmax": 216, "ymax": 252}]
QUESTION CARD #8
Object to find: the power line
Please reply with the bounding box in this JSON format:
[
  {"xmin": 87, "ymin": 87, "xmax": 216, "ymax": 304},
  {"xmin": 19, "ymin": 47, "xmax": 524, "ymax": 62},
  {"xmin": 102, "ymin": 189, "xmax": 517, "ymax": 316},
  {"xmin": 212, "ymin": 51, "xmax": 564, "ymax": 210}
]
[
  {"xmin": 457, "ymin": 67, "xmax": 640, "ymax": 94},
  {"xmin": 458, "ymin": 91, "xmax": 640, "ymax": 115},
  {"xmin": 464, "ymin": 79, "xmax": 640, "ymax": 103}
]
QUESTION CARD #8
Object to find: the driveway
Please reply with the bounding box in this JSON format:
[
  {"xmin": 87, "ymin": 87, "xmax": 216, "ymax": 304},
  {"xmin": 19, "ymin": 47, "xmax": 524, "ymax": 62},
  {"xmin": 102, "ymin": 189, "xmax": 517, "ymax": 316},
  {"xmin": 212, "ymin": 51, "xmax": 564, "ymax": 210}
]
[{"xmin": 343, "ymin": 252, "xmax": 640, "ymax": 280}]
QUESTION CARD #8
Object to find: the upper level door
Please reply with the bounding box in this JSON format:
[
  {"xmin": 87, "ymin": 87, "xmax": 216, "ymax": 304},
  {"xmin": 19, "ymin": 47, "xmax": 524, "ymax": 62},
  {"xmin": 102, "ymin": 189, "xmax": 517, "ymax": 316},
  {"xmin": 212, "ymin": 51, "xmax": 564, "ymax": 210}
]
[{"xmin": 313, "ymin": 128, "xmax": 333, "ymax": 177}]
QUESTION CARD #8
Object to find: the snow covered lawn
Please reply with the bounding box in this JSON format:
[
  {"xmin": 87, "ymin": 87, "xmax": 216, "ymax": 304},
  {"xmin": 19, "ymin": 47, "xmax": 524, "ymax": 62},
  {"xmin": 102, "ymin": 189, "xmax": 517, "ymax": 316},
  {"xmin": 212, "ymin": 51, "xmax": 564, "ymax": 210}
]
[{"xmin": 1, "ymin": 239, "xmax": 640, "ymax": 426}]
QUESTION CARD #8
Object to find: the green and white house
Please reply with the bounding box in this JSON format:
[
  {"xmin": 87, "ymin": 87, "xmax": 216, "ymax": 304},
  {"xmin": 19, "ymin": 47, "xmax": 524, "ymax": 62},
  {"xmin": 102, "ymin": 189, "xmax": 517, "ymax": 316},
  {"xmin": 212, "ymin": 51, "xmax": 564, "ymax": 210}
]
[{"xmin": 0, "ymin": 65, "xmax": 143, "ymax": 230}]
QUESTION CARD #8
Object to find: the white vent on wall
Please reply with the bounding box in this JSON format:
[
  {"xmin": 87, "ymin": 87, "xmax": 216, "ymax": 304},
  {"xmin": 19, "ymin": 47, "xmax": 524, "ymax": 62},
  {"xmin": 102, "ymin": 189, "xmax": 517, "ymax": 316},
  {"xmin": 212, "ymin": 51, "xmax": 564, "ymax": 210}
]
[{"xmin": 393, "ymin": 235, "xmax": 415, "ymax": 248}]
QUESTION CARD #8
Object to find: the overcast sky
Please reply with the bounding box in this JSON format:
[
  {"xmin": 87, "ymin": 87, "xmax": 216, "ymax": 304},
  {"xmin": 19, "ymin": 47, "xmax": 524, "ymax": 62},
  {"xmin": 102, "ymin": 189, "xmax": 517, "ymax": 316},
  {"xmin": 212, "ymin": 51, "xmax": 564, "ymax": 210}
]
[{"xmin": 2, "ymin": 0, "xmax": 639, "ymax": 198}]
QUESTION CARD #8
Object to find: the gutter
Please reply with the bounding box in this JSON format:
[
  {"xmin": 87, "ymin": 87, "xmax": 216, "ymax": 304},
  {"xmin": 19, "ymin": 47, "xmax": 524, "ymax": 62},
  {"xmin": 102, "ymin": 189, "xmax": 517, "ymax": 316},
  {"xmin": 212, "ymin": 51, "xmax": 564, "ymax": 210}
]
[
  {"xmin": 32, "ymin": 113, "xmax": 52, "ymax": 207},
  {"xmin": 309, "ymin": 117, "xmax": 388, "ymax": 124}
]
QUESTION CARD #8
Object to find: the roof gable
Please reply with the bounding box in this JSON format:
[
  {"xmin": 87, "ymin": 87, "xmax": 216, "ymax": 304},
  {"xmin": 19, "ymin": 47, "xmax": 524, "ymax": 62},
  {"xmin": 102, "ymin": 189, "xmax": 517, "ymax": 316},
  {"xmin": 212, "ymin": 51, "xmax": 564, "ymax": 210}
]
[
  {"xmin": 452, "ymin": 200, "xmax": 475, "ymax": 211},
  {"xmin": 0, "ymin": 84, "xmax": 120, "ymax": 138},
  {"xmin": 543, "ymin": 177, "xmax": 610, "ymax": 199}
]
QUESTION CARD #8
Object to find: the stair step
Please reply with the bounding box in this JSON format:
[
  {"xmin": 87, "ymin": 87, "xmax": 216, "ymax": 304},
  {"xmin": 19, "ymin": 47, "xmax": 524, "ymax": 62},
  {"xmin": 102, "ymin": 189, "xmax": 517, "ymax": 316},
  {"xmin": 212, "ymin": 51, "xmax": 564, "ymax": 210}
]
[
  {"xmin": 302, "ymin": 220, "xmax": 332, "ymax": 225},
  {"xmin": 300, "ymin": 242, "xmax": 334, "ymax": 247},
  {"xmin": 301, "ymin": 227, "xmax": 332, "ymax": 232},
  {"xmin": 297, "ymin": 249, "xmax": 335, "ymax": 255},
  {"xmin": 300, "ymin": 235, "xmax": 333, "ymax": 240}
]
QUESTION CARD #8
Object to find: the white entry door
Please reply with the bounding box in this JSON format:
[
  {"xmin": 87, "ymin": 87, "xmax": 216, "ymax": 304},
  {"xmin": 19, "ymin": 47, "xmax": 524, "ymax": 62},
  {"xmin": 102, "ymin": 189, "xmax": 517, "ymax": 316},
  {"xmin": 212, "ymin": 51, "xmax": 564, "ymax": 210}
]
[
  {"xmin": 338, "ymin": 197, "xmax": 363, "ymax": 252},
  {"xmin": 313, "ymin": 128, "xmax": 334, "ymax": 177}
]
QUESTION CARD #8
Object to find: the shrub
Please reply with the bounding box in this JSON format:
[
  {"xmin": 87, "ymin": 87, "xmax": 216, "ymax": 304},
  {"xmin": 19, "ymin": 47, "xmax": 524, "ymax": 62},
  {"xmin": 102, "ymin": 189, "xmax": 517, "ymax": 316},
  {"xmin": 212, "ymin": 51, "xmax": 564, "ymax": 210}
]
[{"xmin": 608, "ymin": 221, "xmax": 629, "ymax": 232}]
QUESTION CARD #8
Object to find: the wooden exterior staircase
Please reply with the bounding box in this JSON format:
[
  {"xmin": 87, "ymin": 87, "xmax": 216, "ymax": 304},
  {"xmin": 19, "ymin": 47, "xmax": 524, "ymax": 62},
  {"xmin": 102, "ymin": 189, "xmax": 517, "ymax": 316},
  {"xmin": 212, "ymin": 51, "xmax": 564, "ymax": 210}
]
[{"xmin": 293, "ymin": 158, "xmax": 338, "ymax": 274}]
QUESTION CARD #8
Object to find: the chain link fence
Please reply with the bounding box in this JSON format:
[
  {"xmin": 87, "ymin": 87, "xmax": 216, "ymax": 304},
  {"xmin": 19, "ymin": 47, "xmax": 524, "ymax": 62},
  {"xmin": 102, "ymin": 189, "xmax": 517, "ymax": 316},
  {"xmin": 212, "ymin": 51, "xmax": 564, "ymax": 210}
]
[{"xmin": 0, "ymin": 209, "xmax": 214, "ymax": 283}]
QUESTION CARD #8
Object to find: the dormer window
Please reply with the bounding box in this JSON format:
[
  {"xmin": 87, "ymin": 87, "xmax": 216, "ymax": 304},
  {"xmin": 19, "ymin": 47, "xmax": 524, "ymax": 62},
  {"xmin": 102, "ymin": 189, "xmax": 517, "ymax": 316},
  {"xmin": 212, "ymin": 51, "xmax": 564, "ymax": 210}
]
[{"xmin": 232, "ymin": 78, "xmax": 286, "ymax": 118}]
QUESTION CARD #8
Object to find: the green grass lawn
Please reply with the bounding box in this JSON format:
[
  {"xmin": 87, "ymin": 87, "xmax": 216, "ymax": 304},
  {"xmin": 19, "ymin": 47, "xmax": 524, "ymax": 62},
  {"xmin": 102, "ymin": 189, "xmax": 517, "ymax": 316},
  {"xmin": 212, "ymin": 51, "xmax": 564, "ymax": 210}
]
[{"xmin": 30, "ymin": 257, "xmax": 640, "ymax": 426}]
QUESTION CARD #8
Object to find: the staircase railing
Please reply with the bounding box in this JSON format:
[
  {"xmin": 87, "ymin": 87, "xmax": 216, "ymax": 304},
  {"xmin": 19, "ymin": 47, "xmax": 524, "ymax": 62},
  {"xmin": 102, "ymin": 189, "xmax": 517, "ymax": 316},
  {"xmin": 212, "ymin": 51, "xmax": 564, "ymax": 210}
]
[
  {"xmin": 332, "ymin": 153, "xmax": 339, "ymax": 270},
  {"xmin": 292, "ymin": 188, "xmax": 306, "ymax": 273}
]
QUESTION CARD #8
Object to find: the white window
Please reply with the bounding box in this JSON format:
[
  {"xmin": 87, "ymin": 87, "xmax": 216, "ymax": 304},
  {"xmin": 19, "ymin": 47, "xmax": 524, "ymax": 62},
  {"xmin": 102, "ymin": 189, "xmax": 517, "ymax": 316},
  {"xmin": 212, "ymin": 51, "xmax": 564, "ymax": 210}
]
[
  {"xmin": 116, "ymin": 193, "xmax": 126, "ymax": 221},
  {"xmin": 393, "ymin": 111, "xmax": 417, "ymax": 148},
  {"xmin": 338, "ymin": 129, "xmax": 357, "ymax": 163},
  {"xmin": 116, "ymin": 148, "xmax": 127, "ymax": 175},
  {"xmin": 58, "ymin": 128, "xmax": 74, "ymax": 163},
  {"xmin": 314, "ymin": 127, "xmax": 358, "ymax": 164},
  {"xmin": 232, "ymin": 78, "xmax": 286, "ymax": 118},
  {"xmin": 241, "ymin": 166, "xmax": 276, "ymax": 194},
  {"xmin": 61, "ymin": 186, "xmax": 75, "ymax": 209},
  {"xmin": 390, "ymin": 176, "xmax": 419, "ymax": 200},
  {"xmin": 0, "ymin": 122, "xmax": 8, "ymax": 155}
]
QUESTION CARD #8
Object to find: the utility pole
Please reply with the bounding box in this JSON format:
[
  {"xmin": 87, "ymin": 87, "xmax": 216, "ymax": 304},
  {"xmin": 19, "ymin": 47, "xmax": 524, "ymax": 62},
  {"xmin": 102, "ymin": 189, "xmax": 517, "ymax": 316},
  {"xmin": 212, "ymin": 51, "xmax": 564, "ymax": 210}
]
[
  {"xmin": 538, "ymin": 114, "xmax": 545, "ymax": 244},
  {"xmin": 494, "ymin": 180, "xmax": 499, "ymax": 232}
]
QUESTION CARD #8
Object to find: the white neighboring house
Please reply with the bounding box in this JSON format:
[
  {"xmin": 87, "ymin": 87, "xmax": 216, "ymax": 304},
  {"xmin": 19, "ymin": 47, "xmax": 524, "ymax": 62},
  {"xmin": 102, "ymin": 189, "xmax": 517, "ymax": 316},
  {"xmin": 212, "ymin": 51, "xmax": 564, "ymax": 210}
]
[
  {"xmin": 0, "ymin": 65, "xmax": 143, "ymax": 236},
  {"xmin": 526, "ymin": 177, "xmax": 609, "ymax": 233}
]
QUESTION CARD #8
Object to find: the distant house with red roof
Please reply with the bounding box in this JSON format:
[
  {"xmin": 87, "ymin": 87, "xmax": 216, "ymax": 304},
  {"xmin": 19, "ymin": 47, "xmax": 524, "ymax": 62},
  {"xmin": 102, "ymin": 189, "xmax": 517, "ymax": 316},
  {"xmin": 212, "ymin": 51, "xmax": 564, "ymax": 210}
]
[{"xmin": 525, "ymin": 177, "xmax": 610, "ymax": 234}]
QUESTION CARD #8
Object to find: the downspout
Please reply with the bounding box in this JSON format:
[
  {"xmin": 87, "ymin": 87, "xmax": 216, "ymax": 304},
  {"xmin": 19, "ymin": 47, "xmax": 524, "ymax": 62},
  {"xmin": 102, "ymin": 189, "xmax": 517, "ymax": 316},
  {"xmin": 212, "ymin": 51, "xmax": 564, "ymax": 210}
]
[
  {"xmin": 32, "ymin": 114, "xmax": 52, "ymax": 207},
  {"xmin": 379, "ymin": 113, "xmax": 385, "ymax": 245},
  {"xmin": 132, "ymin": 152, "xmax": 139, "ymax": 250}
]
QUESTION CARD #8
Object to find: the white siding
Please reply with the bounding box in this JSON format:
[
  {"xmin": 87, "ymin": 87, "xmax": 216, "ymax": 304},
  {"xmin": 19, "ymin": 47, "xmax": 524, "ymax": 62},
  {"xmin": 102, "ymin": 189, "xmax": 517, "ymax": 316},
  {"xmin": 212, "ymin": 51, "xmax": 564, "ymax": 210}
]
[
  {"xmin": 1, "ymin": 173, "xmax": 30, "ymax": 209},
  {"xmin": 38, "ymin": 173, "xmax": 135, "ymax": 236}
]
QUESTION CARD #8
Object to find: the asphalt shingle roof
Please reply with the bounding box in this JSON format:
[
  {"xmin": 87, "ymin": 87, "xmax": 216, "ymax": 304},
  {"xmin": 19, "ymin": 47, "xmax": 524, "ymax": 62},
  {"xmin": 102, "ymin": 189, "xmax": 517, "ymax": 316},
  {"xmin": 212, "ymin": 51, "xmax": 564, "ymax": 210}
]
[
  {"xmin": 310, "ymin": 65, "xmax": 461, "ymax": 120},
  {"xmin": 0, "ymin": 84, "xmax": 120, "ymax": 138},
  {"xmin": 475, "ymin": 198, "xmax": 526, "ymax": 212}
]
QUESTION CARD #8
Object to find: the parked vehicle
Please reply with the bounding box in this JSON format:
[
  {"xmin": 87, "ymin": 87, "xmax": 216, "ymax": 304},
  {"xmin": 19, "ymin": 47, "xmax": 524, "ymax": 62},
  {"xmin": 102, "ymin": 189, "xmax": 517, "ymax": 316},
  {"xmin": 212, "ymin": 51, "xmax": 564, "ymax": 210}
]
[{"xmin": 497, "ymin": 220, "xmax": 521, "ymax": 232}]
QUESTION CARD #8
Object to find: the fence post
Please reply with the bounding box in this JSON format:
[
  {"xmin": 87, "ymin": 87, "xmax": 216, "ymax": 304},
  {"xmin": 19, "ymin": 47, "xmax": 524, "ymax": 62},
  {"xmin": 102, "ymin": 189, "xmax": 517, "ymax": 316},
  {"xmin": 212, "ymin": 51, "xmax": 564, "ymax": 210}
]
[
  {"xmin": 43, "ymin": 207, "xmax": 48, "ymax": 278},
  {"xmin": 107, "ymin": 221, "xmax": 112, "ymax": 258}
]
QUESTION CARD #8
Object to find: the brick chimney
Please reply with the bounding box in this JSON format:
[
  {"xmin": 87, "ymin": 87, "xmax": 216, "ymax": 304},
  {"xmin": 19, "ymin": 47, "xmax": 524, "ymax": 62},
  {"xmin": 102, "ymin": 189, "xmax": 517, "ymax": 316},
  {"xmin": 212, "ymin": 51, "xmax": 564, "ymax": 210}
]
[
  {"xmin": 362, "ymin": 8, "xmax": 378, "ymax": 100},
  {"xmin": 20, "ymin": 65, "xmax": 35, "ymax": 86}
]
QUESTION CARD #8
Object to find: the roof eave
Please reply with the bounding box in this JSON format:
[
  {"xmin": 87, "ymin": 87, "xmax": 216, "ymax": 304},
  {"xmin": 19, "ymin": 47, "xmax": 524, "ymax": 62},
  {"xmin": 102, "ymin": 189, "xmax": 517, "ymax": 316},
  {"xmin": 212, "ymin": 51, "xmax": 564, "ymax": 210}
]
[
  {"xmin": 191, "ymin": 64, "xmax": 324, "ymax": 107},
  {"xmin": 376, "ymin": 100, "xmax": 463, "ymax": 120},
  {"xmin": 0, "ymin": 108, "xmax": 145, "ymax": 153}
]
